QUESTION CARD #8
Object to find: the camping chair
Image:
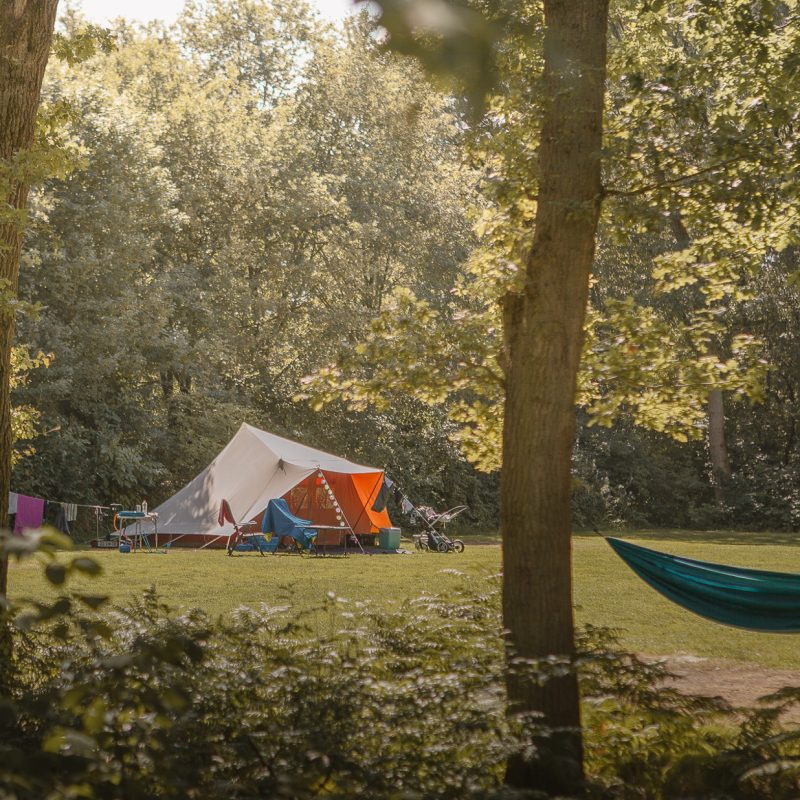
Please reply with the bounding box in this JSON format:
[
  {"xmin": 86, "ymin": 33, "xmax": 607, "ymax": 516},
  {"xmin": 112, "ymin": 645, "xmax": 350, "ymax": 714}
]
[{"xmin": 219, "ymin": 499, "xmax": 266, "ymax": 557}]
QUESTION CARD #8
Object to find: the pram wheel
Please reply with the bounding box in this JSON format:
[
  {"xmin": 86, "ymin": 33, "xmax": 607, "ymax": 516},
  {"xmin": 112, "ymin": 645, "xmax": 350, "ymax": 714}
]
[
  {"xmin": 437, "ymin": 540, "xmax": 450, "ymax": 553},
  {"xmin": 452, "ymin": 539, "xmax": 465, "ymax": 553}
]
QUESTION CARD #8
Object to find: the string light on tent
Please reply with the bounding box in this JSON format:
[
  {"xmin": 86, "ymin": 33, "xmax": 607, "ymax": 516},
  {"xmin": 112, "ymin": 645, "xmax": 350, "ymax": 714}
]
[
  {"xmin": 316, "ymin": 469, "xmax": 344, "ymax": 525},
  {"xmin": 315, "ymin": 468, "xmax": 346, "ymax": 527}
]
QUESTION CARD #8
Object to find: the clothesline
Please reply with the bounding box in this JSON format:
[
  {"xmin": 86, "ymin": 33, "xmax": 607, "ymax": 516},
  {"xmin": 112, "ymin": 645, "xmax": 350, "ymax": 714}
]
[
  {"xmin": 8, "ymin": 491, "xmax": 119, "ymax": 538},
  {"xmin": 373, "ymin": 475, "xmax": 421, "ymax": 519},
  {"xmin": 9, "ymin": 491, "xmax": 111, "ymax": 512}
]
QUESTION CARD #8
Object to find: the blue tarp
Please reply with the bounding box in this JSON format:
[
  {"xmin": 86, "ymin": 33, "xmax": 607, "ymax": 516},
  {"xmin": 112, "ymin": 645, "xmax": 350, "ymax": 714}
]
[
  {"xmin": 261, "ymin": 498, "xmax": 317, "ymax": 551},
  {"xmin": 607, "ymin": 536, "xmax": 800, "ymax": 633},
  {"xmin": 234, "ymin": 534, "xmax": 271, "ymax": 552}
]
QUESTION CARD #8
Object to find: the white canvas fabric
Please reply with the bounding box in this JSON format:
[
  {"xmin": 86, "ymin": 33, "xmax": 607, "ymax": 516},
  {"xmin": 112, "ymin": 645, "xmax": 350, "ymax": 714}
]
[{"xmin": 148, "ymin": 423, "xmax": 382, "ymax": 536}]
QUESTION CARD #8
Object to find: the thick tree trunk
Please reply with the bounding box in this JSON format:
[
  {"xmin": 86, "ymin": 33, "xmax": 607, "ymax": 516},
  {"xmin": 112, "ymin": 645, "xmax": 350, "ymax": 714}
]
[
  {"xmin": 708, "ymin": 388, "xmax": 731, "ymax": 504},
  {"xmin": 500, "ymin": 0, "xmax": 608, "ymax": 793},
  {"xmin": 0, "ymin": 0, "xmax": 60, "ymax": 681}
]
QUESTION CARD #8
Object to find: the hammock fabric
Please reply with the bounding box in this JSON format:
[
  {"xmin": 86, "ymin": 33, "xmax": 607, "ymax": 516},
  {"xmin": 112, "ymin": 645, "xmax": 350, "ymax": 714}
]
[{"xmin": 606, "ymin": 536, "xmax": 800, "ymax": 633}]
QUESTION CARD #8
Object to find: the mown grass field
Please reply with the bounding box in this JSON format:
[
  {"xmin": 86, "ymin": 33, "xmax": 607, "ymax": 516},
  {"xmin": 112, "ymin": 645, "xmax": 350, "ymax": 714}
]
[{"xmin": 9, "ymin": 529, "xmax": 800, "ymax": 669}]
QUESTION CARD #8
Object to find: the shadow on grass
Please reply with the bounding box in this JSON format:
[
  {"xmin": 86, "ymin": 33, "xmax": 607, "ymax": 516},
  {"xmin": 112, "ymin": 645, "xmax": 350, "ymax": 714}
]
[{"xmin": 574, "ymin": 528, "xmax": 800, "ymax": 547}]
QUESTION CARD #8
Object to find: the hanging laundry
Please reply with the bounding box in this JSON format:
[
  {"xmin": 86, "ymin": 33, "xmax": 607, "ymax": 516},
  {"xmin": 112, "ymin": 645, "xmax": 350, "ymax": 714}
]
[
  {"xmin": 400, "ymin": 497, "xmax": 415, "ymax": 515},
  {"xmin": 392, "ymin": 486, "xmax": 402, "ymax": 505},
  {"xmin": 13, "ymin": 495, "xmax": 45, "ymax": 535},
  {"xmin": 371, "ymin": 480, "xmax": 390, "ymax": 512},
  {"xmin": 8, "ymin": 492, "xmax": 18, "ymax": 515},
  {"xmin": 384, "ymin": 476, "xmax": 394, "ymax": 489},
  {"xmin": 64, "ymin": 503, "xmax": 77, "ymax": 522},
  {"xmin": 54, "ymin": 504, "xmax": 71, "ymax": 537}
]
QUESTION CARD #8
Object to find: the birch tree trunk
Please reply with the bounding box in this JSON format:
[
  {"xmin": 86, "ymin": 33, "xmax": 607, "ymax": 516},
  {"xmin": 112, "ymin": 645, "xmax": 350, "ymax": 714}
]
[
  {"xmin": 500, "ymin": 0, "xmax": 608, "ymax": 793},
  {"xmin": 0, "ymin": 0, "xmax": 60, "ymax": 683}
]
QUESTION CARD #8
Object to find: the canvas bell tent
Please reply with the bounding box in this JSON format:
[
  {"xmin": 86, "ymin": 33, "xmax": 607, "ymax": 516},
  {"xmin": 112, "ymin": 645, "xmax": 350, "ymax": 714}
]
[{"xmin": 147, "ymin": 423, "xmax": 392, "ymax": 547}]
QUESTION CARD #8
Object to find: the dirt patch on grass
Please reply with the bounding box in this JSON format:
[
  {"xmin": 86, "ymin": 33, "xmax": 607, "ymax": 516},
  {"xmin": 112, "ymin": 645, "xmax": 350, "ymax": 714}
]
[{"xmin": 647, "ymin": 655, "xmax": 800, "ymax": 719}]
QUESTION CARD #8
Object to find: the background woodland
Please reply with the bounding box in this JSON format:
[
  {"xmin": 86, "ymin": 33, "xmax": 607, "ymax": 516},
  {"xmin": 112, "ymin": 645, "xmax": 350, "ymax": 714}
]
[{"xmin": 10, "ymin": 0, "xmax": 800, "ymax": 533}]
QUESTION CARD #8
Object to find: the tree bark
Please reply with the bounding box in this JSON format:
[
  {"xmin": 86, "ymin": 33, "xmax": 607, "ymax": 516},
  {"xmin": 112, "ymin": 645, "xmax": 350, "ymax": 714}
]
[
  {"xmin": 0, "ymin": 0, "xmax": 60, "ymax": 676},
  {"xmin": 708, "ymin": 387, "xmax": 731, "ymax": 504},
  {"xmin": 668, "ymin": 210, "xmax": 732, "ymax": 505},
  {"xmin": 500, "ymin": 0, "xmax": 608, "ymax": 793}
]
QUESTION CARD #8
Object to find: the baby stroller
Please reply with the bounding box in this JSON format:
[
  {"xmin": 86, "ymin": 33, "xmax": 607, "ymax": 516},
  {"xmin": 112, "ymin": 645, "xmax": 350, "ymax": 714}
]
[{"xmin": 413, "ymin": 505, "xmax": 467, "ymax": 553}]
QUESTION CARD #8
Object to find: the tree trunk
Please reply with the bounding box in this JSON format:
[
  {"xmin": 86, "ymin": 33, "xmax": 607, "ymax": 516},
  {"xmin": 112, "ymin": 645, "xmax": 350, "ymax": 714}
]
[
  {"xmin": 667, "ymin": 210, "xmax": 732, "ymax": 505},
  {"xmin": 0, "ymin": 0, "xmax": 60, "ymax": 682},
  {"xmin": 708, "ymin": 388, "xmax": 731, "ymax": 504},
  {"xmin": 500, "ymin": 0, "xmax": 608, "ymax": 793}
]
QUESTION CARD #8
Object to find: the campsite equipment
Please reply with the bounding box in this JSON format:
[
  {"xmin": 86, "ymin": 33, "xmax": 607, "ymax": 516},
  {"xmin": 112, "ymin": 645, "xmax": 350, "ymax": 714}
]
[
  {"xmin": 220, "ymin": 499, "xmax": 266, "ymax": 556},
  {"xmin": 606, "ymin": 536, "xmax": 800, "ymax": 633},
  {"xmin": 383, "ymin": 477, "xmax": 467, "ymax": 554},
  {"xmin": 378, "ymin": 527, "xmax": 401, "ymax": 550},
  {"xmin": 140, "ymin": 423, "xmax": 392, "ymax": 549},
  {"xmin": 260, "ymin": 498, "xmax": 318, "ymax": 553},
  {"xmin": 412, "ymin": 506, "xmax": 466, "ymax": 553},
  {"xmin": 414, "ymin": 529, "xmax": 465, "ymax": 553},
  {"xmin": 113, "ymin": 508, "xmax": 160, "ymax": 552}
]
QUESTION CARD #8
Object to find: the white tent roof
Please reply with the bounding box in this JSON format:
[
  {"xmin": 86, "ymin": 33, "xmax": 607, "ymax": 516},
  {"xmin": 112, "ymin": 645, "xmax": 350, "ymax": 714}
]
[{"xmin": 150, "ymin": 423, "xmax": 382, "ymax": 536}]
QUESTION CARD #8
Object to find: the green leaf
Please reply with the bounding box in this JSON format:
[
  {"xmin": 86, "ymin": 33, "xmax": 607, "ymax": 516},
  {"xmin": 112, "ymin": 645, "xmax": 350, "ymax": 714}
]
[
  {"xmin": 71, "ymin": 557, "xmax": 102, "ymax": 576},
  {"xmin": 45, "ymin": 563, "xmax": 67, "ymax": 586}
]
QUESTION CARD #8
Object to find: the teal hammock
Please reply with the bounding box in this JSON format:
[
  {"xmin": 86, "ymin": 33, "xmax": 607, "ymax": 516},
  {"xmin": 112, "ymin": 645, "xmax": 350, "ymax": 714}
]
[{"xmin": 606, "ymin": 537, "xmax": 800, "ymax": 633}]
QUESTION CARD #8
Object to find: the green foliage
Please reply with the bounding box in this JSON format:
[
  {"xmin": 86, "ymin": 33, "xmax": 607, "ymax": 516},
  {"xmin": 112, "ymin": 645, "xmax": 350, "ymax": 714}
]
[
  {"xmin": 370, "ymin": 0, "xmax": 503, "ymax": 114},
  {"xmin": 305, "ymin": 0, "xmax": 800, "ymax": 481},
  {"xmin": 581, "ymin": 297, "xmax": 766, "ymax": 442},
  {"xmin": 12, "ymin": 3, "xmax": 491, "ymax": 521},
  {"xmin": 52, "ymin": 18, "xmax": 116, "ymax": 67},
  {"xmin": 10, "ymin": 346, "xmax": 51, "ymax": 465},
  {"xmin": 13, "ymin": 0, "xmax": 800, "ymax": 534},
  {"xmin": 180, "ymin": 0, "xmax": 318, "ymax": 107},
  {"xmin": 6, "ymin": 534, "xmax": 800, "ymax": 798},
  {"xmin": 0, "ymin": 9, "xmax": 115, "ymax": 241}
]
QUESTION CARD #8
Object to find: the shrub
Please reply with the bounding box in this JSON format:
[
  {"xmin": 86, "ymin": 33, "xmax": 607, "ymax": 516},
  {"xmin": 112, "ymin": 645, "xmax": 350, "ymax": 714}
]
[{"xmin": 3, "ymin": 532, "xmax": 800, "ymax": 798}]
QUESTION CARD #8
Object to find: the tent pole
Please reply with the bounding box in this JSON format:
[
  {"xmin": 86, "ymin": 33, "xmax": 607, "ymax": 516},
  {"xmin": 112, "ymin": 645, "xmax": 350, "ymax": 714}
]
[{"xmin": 200, "ymin": 533, "xmax": 228, "ymax": 550}]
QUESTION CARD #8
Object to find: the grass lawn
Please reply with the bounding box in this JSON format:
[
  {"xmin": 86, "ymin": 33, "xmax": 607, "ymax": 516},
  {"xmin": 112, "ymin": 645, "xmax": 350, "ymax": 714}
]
[{"xmin": 9, "ymin": 529, "xmax": 800, "ymax": 669}]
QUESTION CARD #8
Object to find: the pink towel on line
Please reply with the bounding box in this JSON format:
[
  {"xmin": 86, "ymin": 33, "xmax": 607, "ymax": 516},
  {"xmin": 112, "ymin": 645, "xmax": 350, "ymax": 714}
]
[{"xmin": 13, "ymin": 494, "xmax": 45, "ymax": 535}]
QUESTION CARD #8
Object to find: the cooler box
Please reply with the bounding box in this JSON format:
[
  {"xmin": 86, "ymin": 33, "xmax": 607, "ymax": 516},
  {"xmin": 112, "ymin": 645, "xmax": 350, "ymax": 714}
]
[{"xmin": 378, "ymin": 527, "xmax": 401, "ymax": 550}]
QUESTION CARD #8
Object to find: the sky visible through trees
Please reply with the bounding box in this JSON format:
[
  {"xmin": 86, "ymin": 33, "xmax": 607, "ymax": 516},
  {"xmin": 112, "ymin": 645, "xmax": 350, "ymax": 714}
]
[{"xmin": 74, "ymin": 0, "xmax": 359, "ymax": 24}]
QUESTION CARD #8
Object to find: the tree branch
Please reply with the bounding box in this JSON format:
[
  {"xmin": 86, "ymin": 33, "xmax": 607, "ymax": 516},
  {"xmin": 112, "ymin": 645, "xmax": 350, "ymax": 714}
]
[{"xmin": 603, "ymin": 156, "xmax": 746, "ymax": 198}]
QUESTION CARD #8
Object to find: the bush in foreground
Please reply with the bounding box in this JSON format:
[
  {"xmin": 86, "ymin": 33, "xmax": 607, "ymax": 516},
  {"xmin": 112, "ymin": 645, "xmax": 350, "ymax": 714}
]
[{"xmin": 2, "ymin": 533, "xmax": 800, "ymax": 798}]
